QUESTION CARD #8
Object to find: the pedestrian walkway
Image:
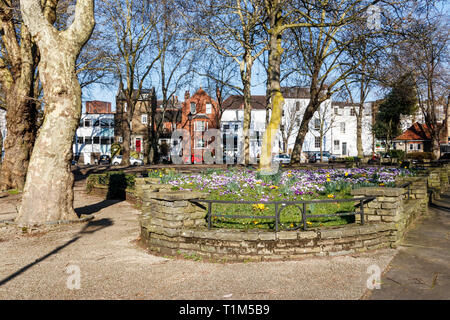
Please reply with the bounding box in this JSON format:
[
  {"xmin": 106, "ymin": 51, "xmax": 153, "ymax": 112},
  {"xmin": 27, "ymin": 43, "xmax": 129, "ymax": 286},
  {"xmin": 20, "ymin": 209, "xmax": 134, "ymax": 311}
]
[
  {"xmin": 0, "ymin": 181, "xmax": 397, "ymax": 300},
  {"xmin": 365, "ymin": 192, "xmax": 450, "ymax": 300}
]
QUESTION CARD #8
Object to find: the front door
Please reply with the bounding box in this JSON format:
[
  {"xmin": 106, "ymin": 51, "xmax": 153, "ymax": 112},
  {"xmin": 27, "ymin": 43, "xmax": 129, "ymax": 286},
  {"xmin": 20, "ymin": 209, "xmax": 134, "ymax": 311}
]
[
  {"xmin": 136, "ymin": 138, "xmax": 141, "ymax": 153},
  {"xmin": 342, "ymin": 142, "xmax": 347, "ymax": 156}
]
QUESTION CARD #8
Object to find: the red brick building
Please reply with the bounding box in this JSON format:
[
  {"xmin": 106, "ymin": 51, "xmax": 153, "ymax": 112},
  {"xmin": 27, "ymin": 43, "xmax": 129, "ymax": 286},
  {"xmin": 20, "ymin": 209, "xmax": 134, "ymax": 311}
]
[
  {"xmin": 180, "ymin": 88, "xmax": 220, "ymax": 163},
  {"xmin": 86, "ymin": 100, "xmax": 112, "ymax": 114}
]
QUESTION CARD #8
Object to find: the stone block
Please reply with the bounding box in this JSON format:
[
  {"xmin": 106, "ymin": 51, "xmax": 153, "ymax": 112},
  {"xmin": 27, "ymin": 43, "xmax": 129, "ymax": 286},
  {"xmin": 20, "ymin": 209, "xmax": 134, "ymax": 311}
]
[
  {"xmin": 381, "ymin": 202, "xmax": 399, "ymax": 209},
  {"xmin": 329, "ymin": 249, "xmax": 355, "ymax": 256},
  {"xmin": 298, "ymin": 231, "xmax": 318, "ymax": 240},
  {"xmin": 319, "ymin": 229, "xmax": 343, "ymax": 239},
  {"xmin": 277, "ymin": 231, "xmax": 298, "ymax": 240},
  {"xmin": 259, "ymin": 232, "xmax": 276, "ymax": 241}
]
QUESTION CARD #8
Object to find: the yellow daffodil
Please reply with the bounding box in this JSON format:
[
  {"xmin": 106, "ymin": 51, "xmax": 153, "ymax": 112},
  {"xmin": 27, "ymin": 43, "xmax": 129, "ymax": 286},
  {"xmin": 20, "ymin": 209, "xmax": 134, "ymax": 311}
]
[{"xmin": 252, "ymin": 203, "xmax": 266, "ymax": 211}]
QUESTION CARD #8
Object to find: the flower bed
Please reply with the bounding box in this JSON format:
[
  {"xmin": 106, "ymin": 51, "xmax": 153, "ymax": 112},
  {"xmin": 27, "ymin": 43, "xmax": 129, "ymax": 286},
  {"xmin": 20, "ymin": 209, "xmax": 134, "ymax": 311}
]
[{"xmin": 148, "ymin": 167, "xmax": 414, "ymax": 230}]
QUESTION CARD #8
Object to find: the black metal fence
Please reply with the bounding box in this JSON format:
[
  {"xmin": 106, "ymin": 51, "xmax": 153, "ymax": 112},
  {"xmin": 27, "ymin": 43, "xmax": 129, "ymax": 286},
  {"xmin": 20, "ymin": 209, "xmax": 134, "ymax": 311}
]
[
  {"xmin": 397, "ymin": 181, "xmax": 412, "ymax": 200},
  {"xmin": 190, "ymin": 197, "xmax": 376, "ymax": 232}
]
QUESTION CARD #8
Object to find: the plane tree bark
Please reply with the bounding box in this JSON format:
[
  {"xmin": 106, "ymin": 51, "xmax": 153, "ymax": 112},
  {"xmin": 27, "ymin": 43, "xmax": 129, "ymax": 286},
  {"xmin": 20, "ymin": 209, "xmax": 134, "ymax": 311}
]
[
  {"xmin": 16, "ymin": 0, "xmax": 94, "ymax": 225},
  {"xmin": 0, "ymin": 0, "xmax": 58, "ymax": 191}
]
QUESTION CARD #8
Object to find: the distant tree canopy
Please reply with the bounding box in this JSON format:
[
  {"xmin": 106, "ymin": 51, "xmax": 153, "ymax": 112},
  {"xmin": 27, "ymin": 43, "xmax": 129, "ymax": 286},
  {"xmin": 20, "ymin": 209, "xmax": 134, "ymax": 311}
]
[{"xmin": 373, "ymin": 73, "xmax": 418, "ymax": 150}]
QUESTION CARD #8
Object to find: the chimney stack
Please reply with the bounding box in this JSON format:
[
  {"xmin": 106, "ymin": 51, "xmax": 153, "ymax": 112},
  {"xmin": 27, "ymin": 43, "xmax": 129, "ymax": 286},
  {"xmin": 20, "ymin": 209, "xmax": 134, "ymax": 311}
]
[{"xmin": 184, "ymin": 90, "xmax": 190, "ymax": 101}]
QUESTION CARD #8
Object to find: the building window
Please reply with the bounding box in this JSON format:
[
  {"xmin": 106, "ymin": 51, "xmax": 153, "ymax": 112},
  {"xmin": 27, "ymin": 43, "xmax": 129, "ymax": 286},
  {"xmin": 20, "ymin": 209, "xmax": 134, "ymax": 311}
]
[
  {"xmin": 100, "ymin": 120, "xmax": 109, "ymax": 128},
  {"xmin": 340, "ymin": 122, "xmax": 345, "ymax": 133},
  {"xmin": 141, "ymin": 114, "xmax": 148, "ymax": 124},
  {"xmin": 314, "ymin": 136, "xmax": 320, "ymax": 148},
  {"xmin": 206, "ymin": 103, "xmax": 212, "ymax": 114},
  {"xmin": 410, "ymin": 144, "xmax": 413, "ymax": 150},
  {"xmin": 223, "ymin": 124, "xmax": 230, "ymax": 131},
  {"xmin": 350, "ymin": 108, "xmax": 356, "ymax": 116},
  {"xmin": 334, "ymin": 140, "xmax": 340, "ymax": 150},
  {"xmin": 417, "ymin": 143, "xmax": 421, "ymax": 150},
  {"xmin": 84, "ymin": 120, "xmax": 91, "ymax": 127},
  {"xmin": 124, "ymin": 102, "xmax": 127, "ymax": 112},
  {"xmin": 195, "ymin": 138, "xmax": 205, "ymax": 149},
  {"xmin": 195, "ymin": 121, "xmax": 207, "ymax": 131},
  {"xmin": 296, "ymin": 101, "xmax": 300, "ymax": 112},
  {"xmin": 314, "ymin": 118, "xmax": 320, "ymax": 130},
  {"xmin": 334, "ymin": 108, "xmax": 339, "ymax": 115},
  {"xmin": 93, "ymin": 137, "xmax": 100, "ymax": 144},
  {"xmin": 190, "ymin": 102, "xmax": 196, "ymax": 114},
  {"xmin": 85, "ymin": 137, "xmax": 92, "ymax": 144},
  {"xmin": 77, "ymin": 137, "xmax": 83, "ymax": 144},
  {"xmin": 118, "ymin": 136, "xmax": 123, "ymax": 143},
  {"xmin": 93, "ymin": 120, "xmax": 99, "ymax": 127},
  {"xmin": 100, "ymin": 138, "xmax": 110, "ymax": 145}
]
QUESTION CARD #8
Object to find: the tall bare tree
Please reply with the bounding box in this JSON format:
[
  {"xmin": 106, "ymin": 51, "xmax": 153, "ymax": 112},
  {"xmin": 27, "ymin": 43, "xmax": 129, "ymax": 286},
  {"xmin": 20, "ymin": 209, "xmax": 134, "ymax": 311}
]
[
  {"xmin": 398, "ymin": 7, "xmax": 449, "ymax": 158},
  {"xmin": 0, "ymin": 0, "xmax": 58, "ymax": 191},
  {"xmin": 184, "ymin": 0, "xmax": 267, "ymax": 165},
  {"xmin": 100, "ymin": 0, "xmax": 162, "ymax": 166},
  {"xmin": 16, "ymin": 0, "xmax": 94, "ymax": 225},
  {"xmin": 147, "ymin": 0, "xmax": 195, "ymax": 164},
  {"xmin": 259, "ymin": 0, "xmax": 386, "ymax": 171}
]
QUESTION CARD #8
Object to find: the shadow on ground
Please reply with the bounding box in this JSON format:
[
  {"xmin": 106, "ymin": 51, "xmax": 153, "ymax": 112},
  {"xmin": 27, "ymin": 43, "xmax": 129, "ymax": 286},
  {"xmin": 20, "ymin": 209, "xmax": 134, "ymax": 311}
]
[
  {"xmin": 0, "ymin": 218, "xmax": 113, "ymax": 287},
  {"xmin": 75, "ymin": 199, "xmax": 123, "ymax": 216}
]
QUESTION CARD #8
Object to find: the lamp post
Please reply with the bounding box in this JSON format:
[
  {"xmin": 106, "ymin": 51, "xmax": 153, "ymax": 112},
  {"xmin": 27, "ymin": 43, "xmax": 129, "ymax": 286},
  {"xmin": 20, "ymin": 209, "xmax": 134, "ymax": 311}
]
[{"xmin": 188, "ymin": 112, "xmax": 193, "ymax": 164}]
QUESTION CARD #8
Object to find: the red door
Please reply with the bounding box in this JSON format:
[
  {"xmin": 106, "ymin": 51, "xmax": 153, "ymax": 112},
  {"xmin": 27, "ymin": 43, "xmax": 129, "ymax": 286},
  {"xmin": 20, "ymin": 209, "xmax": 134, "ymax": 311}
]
[{"xmin": 136, "ymin": 139, "xmax": 141, "ymax": 153}]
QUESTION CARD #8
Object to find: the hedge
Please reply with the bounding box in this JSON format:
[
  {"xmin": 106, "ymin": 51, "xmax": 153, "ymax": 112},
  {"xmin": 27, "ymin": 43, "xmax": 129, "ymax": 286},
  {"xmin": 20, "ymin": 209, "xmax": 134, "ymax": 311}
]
[{"xmin": 86, "ymin": 171, "xmax": 135, "ymax": 199}]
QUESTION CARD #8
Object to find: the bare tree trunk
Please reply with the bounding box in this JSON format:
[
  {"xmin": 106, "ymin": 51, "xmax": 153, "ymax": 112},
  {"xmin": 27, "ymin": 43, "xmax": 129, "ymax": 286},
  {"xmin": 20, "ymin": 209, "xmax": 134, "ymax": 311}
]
[
  {"xmin": 122, "ymin": 106, "xmax": 132, "ymax": 166},
  {"xmin": 17, "ymin": 0, "xmax": 95, "ymax": 225},
  {"xmin": 291, "ymin": 99, "xmax": 318, "ymax": 163},
  {"xmin": 242, "ymin": 67, "xmax": 252, "ymax": 165},
  {"xmin": 356, "ymin": 104, "xmax": 363, "ymax": 158},
  {"xmin": 0, "ymin": 9, "xmax": 39, "ymax": 191},
  {"xmin": 0, "ymin": 89, "xmax": 37, "ymax": 191},
  {"xmin": 259, "ymin": 1, "xmax": 283, "ymax": 172}
]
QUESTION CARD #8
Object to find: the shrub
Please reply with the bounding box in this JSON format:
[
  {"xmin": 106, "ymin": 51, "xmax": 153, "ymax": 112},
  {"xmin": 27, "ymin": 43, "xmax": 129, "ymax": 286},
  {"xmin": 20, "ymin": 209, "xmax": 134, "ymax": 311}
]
[
  {"xmin": 405, "ymin": 152, "xmax": 433, "ymax": 160},
  {"xmin": 389, "ymin": 149, "xmax": 405, "ymax": 159},
  {"xmin": 86, "ymin": 171, "xmax": 135, "ymax": 199}
]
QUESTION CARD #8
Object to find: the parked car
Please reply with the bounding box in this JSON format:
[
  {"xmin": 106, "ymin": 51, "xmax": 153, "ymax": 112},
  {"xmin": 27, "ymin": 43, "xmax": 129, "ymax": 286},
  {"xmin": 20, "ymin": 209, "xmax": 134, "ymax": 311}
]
[
  {"xmin": 273, "ymin": 153, "xmax": 291, "ymax": 164},
  {"xmin": 112, "ymin": 155, "xmax": 143, "ymax": 166},
  {"xmin": 98, "ymin": 155, "xmax": 111, "ymax": 165},
  {"xmin": 159, "ymin": 154, "xmax": 171, "ymax": 164},
  {"xmin": 309, "ymin": 152, "xmax": 331, "ymax": 163}
]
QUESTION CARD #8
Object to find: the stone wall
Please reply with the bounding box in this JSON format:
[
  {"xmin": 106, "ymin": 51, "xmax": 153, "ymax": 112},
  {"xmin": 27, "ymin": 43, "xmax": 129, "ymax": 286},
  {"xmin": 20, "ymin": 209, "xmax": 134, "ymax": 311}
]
[
  {"xmin": 350, "ymin": 183, "xmax": 426, "ymax": 246},
  {"xmin": 139, "ymin": 183, "xmax": 397, "ymax": 261},
  {"xmin": 119, "ymin": 167, "xmax": 448, "ymax": 261},
  {"xmin": 138, "ymin": 178, "xmax": 423, "ymax": 261}
]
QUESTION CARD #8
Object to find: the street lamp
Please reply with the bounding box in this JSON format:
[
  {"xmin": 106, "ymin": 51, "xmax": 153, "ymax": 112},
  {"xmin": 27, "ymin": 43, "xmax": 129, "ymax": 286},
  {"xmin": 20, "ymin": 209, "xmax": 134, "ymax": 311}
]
[{"xmin": 188, "ymin": 112, "xmax": 193, "ymax": 163}]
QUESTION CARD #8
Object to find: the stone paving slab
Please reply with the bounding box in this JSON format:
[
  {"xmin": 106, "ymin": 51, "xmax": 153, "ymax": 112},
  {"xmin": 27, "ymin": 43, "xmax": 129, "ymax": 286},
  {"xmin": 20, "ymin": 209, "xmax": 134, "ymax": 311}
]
[{"xmin": 364, "ymin": 193, "xmax": 450, "ymax": 300}]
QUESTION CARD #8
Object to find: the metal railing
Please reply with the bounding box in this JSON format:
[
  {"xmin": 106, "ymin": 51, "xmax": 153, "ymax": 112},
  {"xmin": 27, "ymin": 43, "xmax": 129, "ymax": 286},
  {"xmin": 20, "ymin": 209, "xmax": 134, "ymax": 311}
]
[
  {"xmin": 190, "ymin": 197, "xmax": 376, "ymax": 232},
  {"xmin": 398, "ymin": 181, "xmax": 412, "ymax": 200}
]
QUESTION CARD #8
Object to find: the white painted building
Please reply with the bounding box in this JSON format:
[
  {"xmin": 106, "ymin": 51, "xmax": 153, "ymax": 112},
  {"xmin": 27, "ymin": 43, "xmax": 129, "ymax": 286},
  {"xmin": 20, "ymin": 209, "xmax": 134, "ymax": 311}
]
[
  {"xmin": 72, "ymin": 113, "xmax": 115, "ymax": 164},
  {"xmin": 220, "ymin": 88, "xmax": 376, "ymax": 161}
]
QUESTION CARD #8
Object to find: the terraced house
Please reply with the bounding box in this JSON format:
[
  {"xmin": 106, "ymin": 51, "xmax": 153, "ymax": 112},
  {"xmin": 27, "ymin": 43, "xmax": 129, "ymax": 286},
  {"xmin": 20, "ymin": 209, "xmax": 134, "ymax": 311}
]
[
  {"xmin": 72, "ymin": 101, "xmax": 115, "ymax": 165},
  {"xmin": 115, "ymin": 88, "xmax": 182, "ymax": 161}
]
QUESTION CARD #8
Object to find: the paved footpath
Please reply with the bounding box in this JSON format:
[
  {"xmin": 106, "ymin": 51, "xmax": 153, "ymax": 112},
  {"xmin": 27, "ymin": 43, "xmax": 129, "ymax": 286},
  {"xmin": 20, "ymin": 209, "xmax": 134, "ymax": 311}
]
[
  {"xmin": 0, "ymin": 182, "xmax": 448, "ymax": 300},
  {"xmin": 364, "ymin": 193, "xmax": 450, "ymax": 300}
]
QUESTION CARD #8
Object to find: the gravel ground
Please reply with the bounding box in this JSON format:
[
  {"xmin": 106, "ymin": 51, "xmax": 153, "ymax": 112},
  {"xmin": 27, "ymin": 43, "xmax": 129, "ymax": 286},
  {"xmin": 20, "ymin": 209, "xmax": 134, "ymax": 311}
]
[{"xmin": 0, "ymin": 183, "xmax": 396, "ymax": 300}]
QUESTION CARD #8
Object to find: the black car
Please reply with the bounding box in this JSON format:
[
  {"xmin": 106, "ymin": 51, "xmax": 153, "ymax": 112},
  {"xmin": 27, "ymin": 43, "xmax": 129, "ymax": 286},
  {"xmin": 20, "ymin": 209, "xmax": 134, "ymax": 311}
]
[{"xmin": 98, "ymin": 155, "xmax": 111, "ymax": 165}]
